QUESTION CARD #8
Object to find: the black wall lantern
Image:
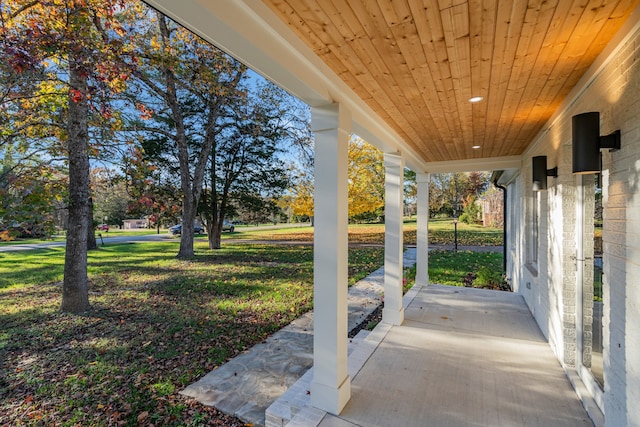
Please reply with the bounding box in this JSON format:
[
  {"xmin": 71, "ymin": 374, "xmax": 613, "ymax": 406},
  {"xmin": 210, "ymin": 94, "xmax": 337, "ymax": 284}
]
[
  {"xmin": 532, "ymin": 155, "xmax": 557, "ymax": 191},
  {"xmin": 572, "ymin": 112, "xmax": 621, "ymax": 174}
]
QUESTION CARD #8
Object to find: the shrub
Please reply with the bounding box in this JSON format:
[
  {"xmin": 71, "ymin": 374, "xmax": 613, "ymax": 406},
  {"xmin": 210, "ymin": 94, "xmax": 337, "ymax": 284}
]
[
  {"xmin": 458, "ymin": 212, "xmax": 471, "ymax": 224},
  {"xmin": 473, "ymin": 266, "xmax": 503, "ymax": 288},
  {"xmin": 461, "ymin": 199, "xmax": 482, "ymax": 224}
]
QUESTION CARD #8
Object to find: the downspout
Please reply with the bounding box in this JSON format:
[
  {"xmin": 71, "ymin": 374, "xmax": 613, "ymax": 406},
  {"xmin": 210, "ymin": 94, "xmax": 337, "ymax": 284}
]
[{"xmin": 491, "ymin": 172, "xmax": 507, "ymax": 273}]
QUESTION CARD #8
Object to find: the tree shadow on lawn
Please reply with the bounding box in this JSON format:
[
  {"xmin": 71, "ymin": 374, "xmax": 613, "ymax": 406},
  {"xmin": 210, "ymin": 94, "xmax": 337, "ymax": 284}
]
[
  {"xmin": 0, "ymin": 242, "xmax": 385, "ymax": 424},
  {"xmin": 0, "ymin": 278, "xmax": 301, "ymax": 425}
]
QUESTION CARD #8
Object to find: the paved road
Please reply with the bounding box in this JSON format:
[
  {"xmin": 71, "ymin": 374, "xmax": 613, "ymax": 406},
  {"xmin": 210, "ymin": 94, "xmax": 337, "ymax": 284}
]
[
  {"xmin": 0, "ymin": 223, "xmax": 313, "ymax": 253},
  {"xmin": 0, "ymin": 233, "xmax": 175, "ymax": 252}
]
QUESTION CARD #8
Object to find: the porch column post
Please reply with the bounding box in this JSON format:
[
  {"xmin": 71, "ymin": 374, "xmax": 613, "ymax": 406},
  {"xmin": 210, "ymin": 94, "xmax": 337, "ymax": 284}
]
[
  {"xmin": 383, "ymin": 152, "xmax": 405, "ymax": 325},
  {"xmin": 310, "ymin": 102, "xmax": 351, "ymax": 414},
  {"xmin": 416, "ymin": 172, "xmax": 430, "ymax": 287}
]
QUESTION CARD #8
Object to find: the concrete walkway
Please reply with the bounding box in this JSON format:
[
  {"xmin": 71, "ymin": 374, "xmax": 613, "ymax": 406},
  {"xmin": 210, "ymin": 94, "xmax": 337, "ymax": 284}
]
[
  {"xmin": 181, "ymin": 249, "xmax": 417, "ymax": 426},
  {"xmin": 183, "ymin": 248, "xmax": 594, "ymax": 427},
  {"xmin": 276, "ymin": 285, "xmax": 594, "ymax": 427}
]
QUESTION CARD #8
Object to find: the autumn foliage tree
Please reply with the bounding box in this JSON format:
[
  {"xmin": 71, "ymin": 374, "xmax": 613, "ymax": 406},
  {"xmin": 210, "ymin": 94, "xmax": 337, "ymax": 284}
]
[
  {"xmin": 0, "ymin": 0, "xmax": 132, "ymax": 313},
  {"xmin": 123, "ymin": 146, "xmax": 181, "ymax": 232},
  {"xmin": 428, "ymin": 172, "xmax": 491, "ymax": 217},
  {"xmin": 289, "ymin": 135, "xmax": 385, "ymax": 222},
  {"xmin": 291, "ymin": 172, "xmax": 314, "ymax": 220},
  {"xmin": 348, "ymin": 136, "xmax": 385, "ymax": 220},
  {"xmin": 0, "ymin": 158, "xmax": 67, "ymax": 240}
]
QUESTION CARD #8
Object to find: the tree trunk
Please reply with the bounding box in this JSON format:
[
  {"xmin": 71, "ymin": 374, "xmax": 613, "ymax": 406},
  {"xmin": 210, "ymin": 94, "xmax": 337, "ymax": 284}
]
[
  {"xmin": 209, "ymin": 223, "xmax": 222, "ymax": 249},
  {"xmin": 156, "ymin": 14, "xmax": 203, "ymax": 259},
  {"xmin": 61, "ymin": 56, "xmax": 91, "ymax": 314},
  {"xmin": 87, "ymin": 197, "xmax": 98, "ymax": 250},
  {"xmin": 177, "ymin": 194, "xmax": 196, "ymax": 258}
]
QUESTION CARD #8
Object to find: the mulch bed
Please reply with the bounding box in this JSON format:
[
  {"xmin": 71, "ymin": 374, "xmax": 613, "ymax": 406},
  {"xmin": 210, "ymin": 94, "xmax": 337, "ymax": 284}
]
[{"xmin": 462, "ymin": 272, "xmax": 511, "ymax": 291}]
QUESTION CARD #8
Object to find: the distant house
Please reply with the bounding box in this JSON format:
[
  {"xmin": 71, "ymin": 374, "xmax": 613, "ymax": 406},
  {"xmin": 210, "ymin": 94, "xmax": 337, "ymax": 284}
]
[
  {"xmin": 122, "ymin": 219, "xmax": 148, "ymax": 229},
  {"xmin": 480, "ymin": 187, "xmax": 504, "ymax": 228}
]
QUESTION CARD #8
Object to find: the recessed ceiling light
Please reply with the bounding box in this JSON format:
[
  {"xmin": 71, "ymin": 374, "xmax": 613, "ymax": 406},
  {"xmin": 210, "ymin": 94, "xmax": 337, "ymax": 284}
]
[
  {"xmin": 468, "ymin": 96, "xmax": 484, "ymax": 103},
  {"xmin": 472, "ymin": 145, "xmax": 481, "ymax": 149}
]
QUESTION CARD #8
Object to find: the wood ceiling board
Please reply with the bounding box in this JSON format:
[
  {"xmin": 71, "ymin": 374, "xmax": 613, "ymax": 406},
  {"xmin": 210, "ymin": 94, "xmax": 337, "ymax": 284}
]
[
  {"xmin": 384, "ymin": 19, "xmax": 453, "ymax": 160},
  {"xmin": 262, "ymin": 0, "xmax": 640, "ymax": 163},
  {"xmin": 516, "ymin": 0, "xmax": 633, "ymax": 149},
  {"xmin": 516, "ymin": 0, "xmax": 576, "ymax": 122},
  {"xmin": 468, "ymin": 0, "xmax": 494, "ymax": 151},
  {"xmin": 408, "ymin": 0, "xmax": 455, "ymax": 152},
  {"xmin": 392, "ymin": 30, "xmax": 454, "ymax": 160},
  {"xmin": 348, "ymin": 1, "xmax": 450, "ymax": 160},
  {"xmin": 419, "ymin": 1, "xmax": 465, "ymax": 155},
  {"xmin": 345, "ymin": 2, "xmax": 433, "ymax": 137},
  {"xmin": 488, "ymin": 1, "xmax": 552, "ymax": 158},
  {"xmin": 483, "ymin": 1, "xmax": 528, "ymax": 158},
  {"xmin": 440, "ymin": 2, "xmax": 472, "ymax": 159}
]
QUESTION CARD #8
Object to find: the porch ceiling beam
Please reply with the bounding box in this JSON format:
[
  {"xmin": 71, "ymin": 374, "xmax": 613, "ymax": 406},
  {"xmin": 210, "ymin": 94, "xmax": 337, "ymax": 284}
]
[{"xmin": 424, "ymin": 156, "xmax": 522, "ymax": 174}]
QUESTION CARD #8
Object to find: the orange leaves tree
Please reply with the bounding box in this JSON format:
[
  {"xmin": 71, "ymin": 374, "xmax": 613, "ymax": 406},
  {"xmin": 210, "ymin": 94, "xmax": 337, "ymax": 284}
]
[
  {"xmin": 428, "ymin": 172, "xmax": 491, "ymax": 218},
  {"xmin": 0, "ymin": 0, "xmax": 132, "ymax": 313},
  {"xmin": 123, "ymin": 146, "xmax": 181, "ymax": 232}
]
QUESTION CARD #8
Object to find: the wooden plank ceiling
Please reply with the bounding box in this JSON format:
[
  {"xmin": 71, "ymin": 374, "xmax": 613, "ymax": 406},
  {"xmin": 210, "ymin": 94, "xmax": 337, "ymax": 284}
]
[{"xmin": 262, "ymin": 0, "xmax": 639, "ymax": 163}]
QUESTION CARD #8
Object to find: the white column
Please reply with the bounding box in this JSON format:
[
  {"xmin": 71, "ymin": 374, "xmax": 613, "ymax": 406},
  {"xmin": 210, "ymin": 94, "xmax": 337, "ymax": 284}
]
[
  {"xmin": 416, "ymin": 173, "xmax": 430, "ymax": 287},
  {"xmin": 383, "ymin": 153, "xmax": 405, "ymax": 325},
  {"xmin": 310, "ymin": 103, "xmax": 350, "ymax": 414}
]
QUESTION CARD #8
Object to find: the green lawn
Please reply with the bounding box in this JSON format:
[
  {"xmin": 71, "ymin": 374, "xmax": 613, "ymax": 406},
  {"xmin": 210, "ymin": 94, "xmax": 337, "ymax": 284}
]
[
  {"xmin": 0, "ymin": 228, "xmax": 160, "ymax": 246},
  {"xmin": 1, "ymin": 218, "xmax": 504, "ymax": 247},
  {"xmin": 425, "ymin": 218, "xmax": 503, "ymax": 246},
  {"xmin": 428, "ymin": 250, "xmax": 504, "ymax": 287},
  {"xmin": 0, "ymin": 241, "xmax": 383, "ymax": 426},
  {"xmin": 0, "ymin": 220, "xmax": 503, "ymax": 425},
  {"xmin": 228, "ymin": 218, "xmax": 503, "ymax": 247}
]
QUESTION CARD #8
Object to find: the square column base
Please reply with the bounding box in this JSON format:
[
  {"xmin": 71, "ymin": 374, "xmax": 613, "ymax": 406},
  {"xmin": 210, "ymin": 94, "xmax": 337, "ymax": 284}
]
[
  {"xmin": 311, "ymin": 374, "xmax": 351, "ymax": 415},
  {"xmin": 383, "ymin": 306, "xmax": 405, "ymax": 325}
]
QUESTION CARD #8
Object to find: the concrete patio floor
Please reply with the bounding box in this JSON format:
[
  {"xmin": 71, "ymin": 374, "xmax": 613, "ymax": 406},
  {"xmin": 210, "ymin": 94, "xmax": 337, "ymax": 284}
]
[{"xmin": 277, "ymin": 285, "xmax": 596, "ymax": 427}]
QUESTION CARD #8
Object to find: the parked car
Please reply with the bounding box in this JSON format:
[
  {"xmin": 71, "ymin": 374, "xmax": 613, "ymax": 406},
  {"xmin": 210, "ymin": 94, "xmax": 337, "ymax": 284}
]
[
  {"xmin": 96, "ymin": 224, "xmax": 109, "ymax": 232},
  {"xmin": 168, "ymin": 224, "xmax": 205, "ymax": 235},
  {"xmin": 222, "ymin": 220, "xmax": 235, "ymax": 232}
]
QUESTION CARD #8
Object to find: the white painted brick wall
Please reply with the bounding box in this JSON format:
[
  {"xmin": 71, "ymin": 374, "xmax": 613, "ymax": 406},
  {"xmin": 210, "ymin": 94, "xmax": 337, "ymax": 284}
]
[{"xmin": 506, "ymin": 21, "xmax": 640, "ymax": 427}]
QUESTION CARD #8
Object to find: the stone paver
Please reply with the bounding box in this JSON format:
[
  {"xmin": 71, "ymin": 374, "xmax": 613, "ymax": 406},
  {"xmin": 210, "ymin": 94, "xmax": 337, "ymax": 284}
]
[{"xmin": 181, "ymin": 249, "xmax": 417, "ymax": 427}]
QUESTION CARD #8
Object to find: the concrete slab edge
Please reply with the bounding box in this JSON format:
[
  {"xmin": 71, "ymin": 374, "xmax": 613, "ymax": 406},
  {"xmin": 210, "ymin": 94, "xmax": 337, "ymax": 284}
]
[
  {"xmin": 267, "ymin": 248, "xmax": 418, "ymax": 427},
  {"xmin": 267, "ymin": 319, "xmax": 393, "ymax": 427},
  {"xmin": 564, "ymin": 367, "xmax": 604, "ymax": 427}
]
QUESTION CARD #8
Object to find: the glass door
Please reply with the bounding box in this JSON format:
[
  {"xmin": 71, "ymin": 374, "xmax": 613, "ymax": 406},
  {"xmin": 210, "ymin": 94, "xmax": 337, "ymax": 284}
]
[
  {"xmin": 590, "ymin": 175, "xmax": 604, "ymax": 387},
  {"xmin": 577, "ymin": 174, "xmax": 604, "ymax": 409}
]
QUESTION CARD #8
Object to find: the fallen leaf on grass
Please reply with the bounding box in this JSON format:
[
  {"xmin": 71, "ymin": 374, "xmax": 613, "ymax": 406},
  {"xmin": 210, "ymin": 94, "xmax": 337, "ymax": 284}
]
[{"xmin": 137, "ymin": 411, "xmax": 149, "ymax": 423}]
